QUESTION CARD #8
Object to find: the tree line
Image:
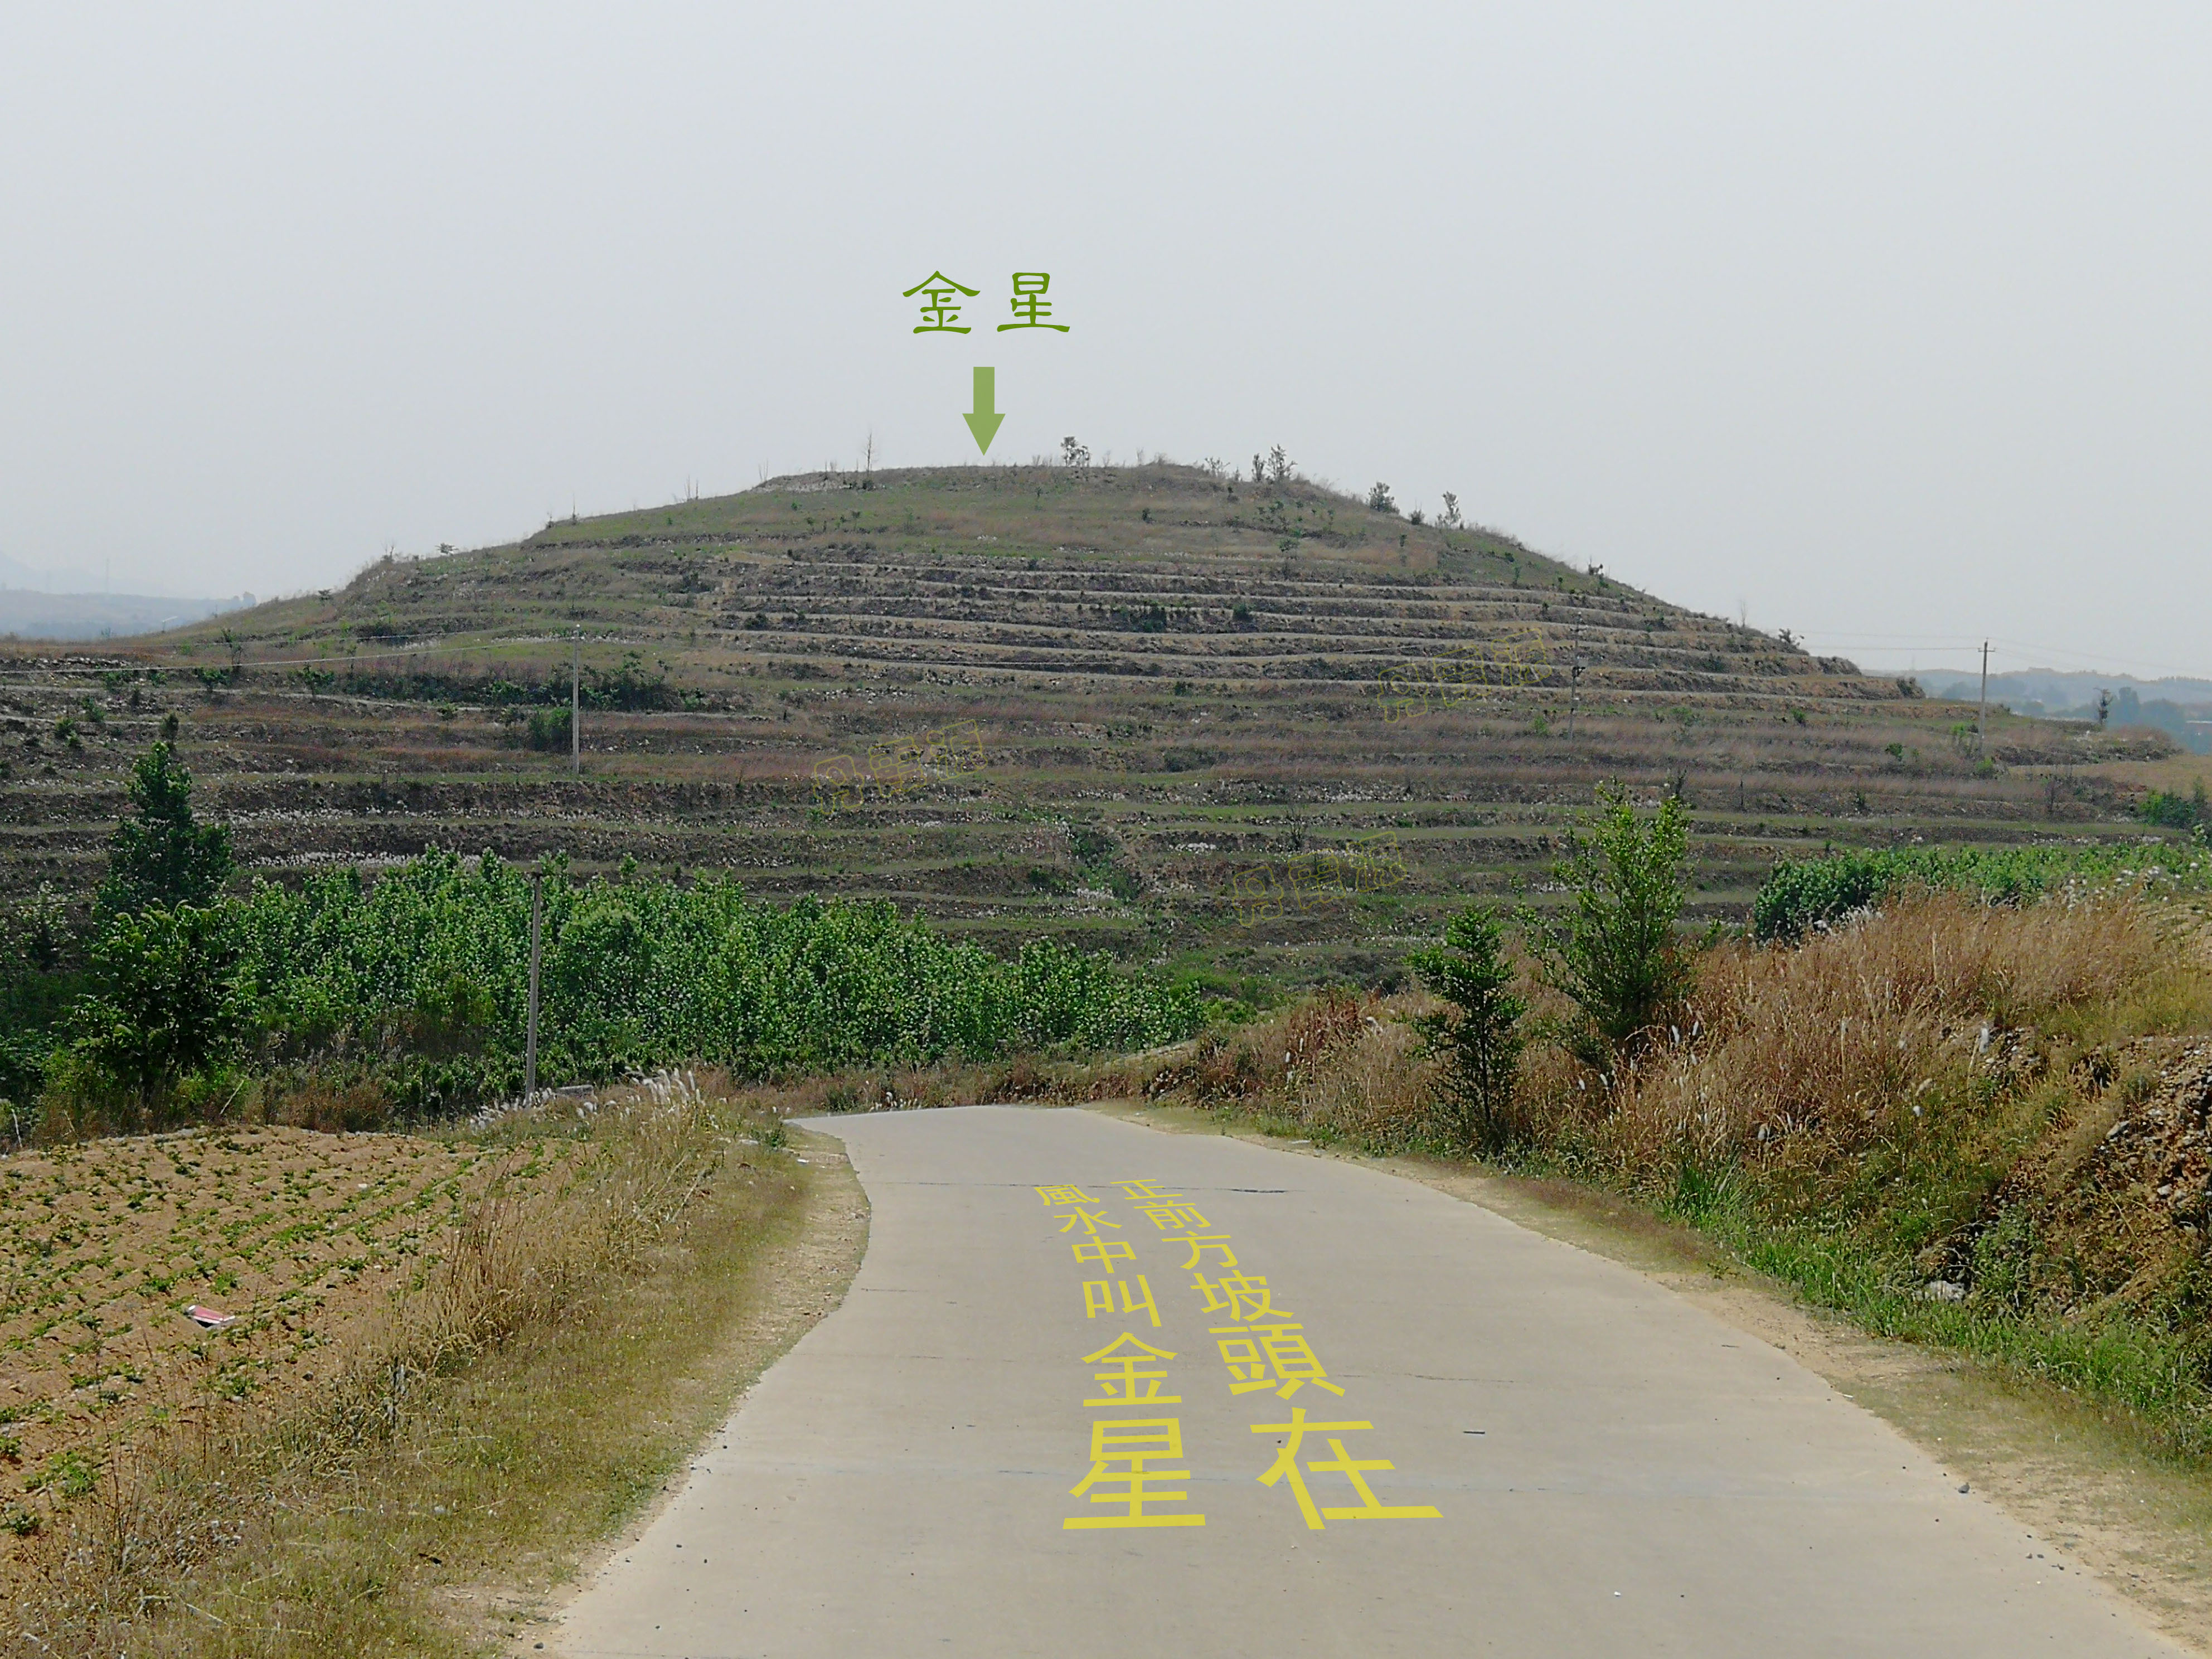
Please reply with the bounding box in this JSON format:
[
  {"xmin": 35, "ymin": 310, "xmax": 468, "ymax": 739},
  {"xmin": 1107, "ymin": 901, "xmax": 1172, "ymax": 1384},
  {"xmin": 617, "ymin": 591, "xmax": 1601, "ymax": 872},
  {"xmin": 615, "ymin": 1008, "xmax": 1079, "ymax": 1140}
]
[{"xmin": 1, "ymin": 740, "xmax": 1203, "ymax": 1133}]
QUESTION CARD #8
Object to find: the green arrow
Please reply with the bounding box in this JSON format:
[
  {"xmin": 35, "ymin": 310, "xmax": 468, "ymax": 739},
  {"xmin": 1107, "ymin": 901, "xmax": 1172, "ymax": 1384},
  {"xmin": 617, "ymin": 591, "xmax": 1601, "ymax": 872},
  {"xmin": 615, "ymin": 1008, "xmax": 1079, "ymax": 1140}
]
[{"xmin": 963, "ymin": 366, "xmax": 1005, "ymax": 453}]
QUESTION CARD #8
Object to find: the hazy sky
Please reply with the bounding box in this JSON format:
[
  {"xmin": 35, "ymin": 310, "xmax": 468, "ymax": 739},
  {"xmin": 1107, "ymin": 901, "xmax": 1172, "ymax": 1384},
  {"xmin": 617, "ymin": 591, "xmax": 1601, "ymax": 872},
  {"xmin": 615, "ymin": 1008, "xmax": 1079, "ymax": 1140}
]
[{"xmin": 3, "ymin": 4, "xmax": 2207, "ymax": 680}]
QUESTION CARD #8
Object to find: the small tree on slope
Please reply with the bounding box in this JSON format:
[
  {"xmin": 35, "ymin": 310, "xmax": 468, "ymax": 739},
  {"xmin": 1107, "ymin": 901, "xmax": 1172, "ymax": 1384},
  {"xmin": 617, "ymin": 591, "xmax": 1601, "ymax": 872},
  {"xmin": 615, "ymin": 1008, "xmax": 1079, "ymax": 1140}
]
[
  {"xmin": 99, "ymin": 740, "xmax": 233, "ymax": 915},
  {"xmin": 1406, "ymin": 903, "xmax": 1526, "ymax": 1156},
  {"xmin": 1527, "ymin": 785, "xmax": 1707, "ymax": 1076}
]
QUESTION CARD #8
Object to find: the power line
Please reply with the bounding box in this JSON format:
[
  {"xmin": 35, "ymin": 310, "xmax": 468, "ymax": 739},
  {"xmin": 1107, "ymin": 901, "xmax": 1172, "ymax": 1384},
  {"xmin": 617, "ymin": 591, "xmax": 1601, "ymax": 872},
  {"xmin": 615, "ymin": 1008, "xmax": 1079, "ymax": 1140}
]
[{"xmin": 1804, "ymin": 632, "xmax": 2210, "ymax": 681}]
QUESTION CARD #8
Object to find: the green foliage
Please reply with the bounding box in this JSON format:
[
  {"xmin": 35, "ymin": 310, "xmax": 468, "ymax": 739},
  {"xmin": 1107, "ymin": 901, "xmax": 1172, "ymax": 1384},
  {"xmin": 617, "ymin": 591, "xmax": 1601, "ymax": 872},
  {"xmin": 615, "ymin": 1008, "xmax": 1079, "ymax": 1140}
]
[
  {"xmin": 71, "ymin": 904, "xmax": 240, "ymax": 1108},
  {"xmin": 98, "ymin": 741, "xmax": 233, "ymax": 915},
  {"xmin": 0, "ymin": 1030, "xmax": 50, "ymax": 1114},
  {"xmin": 1527, "ymin": 787, "xmax": 1702, "ymax": 1070},
  {"xmin": 2137, "ymin": 779, "xmax": 2208, "ymax": 831},
  {"xmin": 1970, "ymin": 1207, "xmax": 2039, "ymax": 1313},
  {"xmin": 215, "ymin": 851, "xmax": 1202, "ymax": 1112},
  {"xmin": 0, "ymin": 884, "xmax": 80, "ymax": 1110},
  {"xmin": 525, "ymin": 706, "xmax": 572, "ymax": 750},
  {"xmin": 1068, "ymin": 823, "xmax": 1144, "ymax": 899},
  {"xmin": 583, "ymin": 649, "xmax": 677, "ymax": 712},
  {"xmin": 1406, "ymin": 904, "xmax": 1525, "ymax": 1154},
  {"xmin": 30, "ymin": 1449, "xmax": 98, "ymax": 1498},
  {"xmin": 12, "ymin": 881, "xmax": 67, "ymax": 972},
  {"xmin": 1751, "ymin": 840, "xmax": 2210, "ymax": 943}
]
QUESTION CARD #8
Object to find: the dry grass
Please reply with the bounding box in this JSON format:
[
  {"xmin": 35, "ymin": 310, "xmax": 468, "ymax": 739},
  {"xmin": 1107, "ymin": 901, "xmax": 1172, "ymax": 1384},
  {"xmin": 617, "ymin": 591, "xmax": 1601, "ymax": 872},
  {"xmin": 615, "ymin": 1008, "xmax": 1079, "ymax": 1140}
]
[
  {"xmin": 1093, "ymin": 887, "xmax": 2212, "ymax": 1457},
  {"xmin": 1, "ymin": 1070, "xmax": 837, "ymax": 1658},
  {"xmin": 1595, "ymin": 892, "xmax": 2181, "ymax": 1177},
  {"xmin": 1094, "ymin": 988, "xmax": 1444, "ymax": 1146}
]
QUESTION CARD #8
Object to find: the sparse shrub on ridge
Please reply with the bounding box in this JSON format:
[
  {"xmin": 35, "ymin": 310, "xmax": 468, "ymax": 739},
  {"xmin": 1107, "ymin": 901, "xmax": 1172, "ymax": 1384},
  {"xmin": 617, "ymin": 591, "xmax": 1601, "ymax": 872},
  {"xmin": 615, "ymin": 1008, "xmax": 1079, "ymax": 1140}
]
[
  {"xmin": 2137, "ymin": 779, "xmax": 2209, "ymax": 831},
  {"xmin": 523, "ymin": 705, "xmax": 572, "ymax": 750}
]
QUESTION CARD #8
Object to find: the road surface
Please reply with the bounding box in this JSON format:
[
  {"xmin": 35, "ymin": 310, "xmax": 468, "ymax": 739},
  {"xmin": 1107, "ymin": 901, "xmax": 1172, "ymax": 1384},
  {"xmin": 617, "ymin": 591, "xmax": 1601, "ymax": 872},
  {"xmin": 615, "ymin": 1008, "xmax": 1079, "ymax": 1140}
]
[{"xmin": 555, "ymin": 1105, "xmax": 2180, "ymax": 1657}]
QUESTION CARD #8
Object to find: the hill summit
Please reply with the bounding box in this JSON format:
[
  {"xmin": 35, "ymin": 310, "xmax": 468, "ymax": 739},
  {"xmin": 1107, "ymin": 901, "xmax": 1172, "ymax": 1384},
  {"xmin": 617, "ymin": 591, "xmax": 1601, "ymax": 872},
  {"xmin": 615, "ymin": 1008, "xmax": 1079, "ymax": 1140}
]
[
  {"xmin": 223, "ymin": 462, "xmax": 1871, "ymax": 701},
  {"xmin": 2, "ymin": 461, "xmax": 2164, "ymax": 993}
]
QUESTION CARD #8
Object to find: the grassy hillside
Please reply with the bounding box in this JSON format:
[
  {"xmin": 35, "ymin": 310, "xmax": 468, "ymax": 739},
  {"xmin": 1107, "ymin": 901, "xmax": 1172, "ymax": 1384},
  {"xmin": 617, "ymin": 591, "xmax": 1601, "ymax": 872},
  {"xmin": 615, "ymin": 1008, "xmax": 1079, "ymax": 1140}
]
[{"xmin": 0, "ymin": 462, "xmax": 2186, "ymax": 996}]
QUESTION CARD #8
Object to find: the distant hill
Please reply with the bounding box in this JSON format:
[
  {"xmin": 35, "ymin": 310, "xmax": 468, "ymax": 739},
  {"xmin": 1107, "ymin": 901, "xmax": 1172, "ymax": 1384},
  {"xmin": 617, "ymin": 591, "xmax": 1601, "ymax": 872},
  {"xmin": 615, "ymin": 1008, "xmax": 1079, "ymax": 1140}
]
[
  {"xmin": 1920, "ymin": 669, "xmax": 2212, "ymax": 754},
  {"xmin": 0, "ymin": 462, "xmax": 2188, "ymax": 992},
  {"xmin": 0, "ymin": 589, "xmax": 255, "ymax": 641},
  {"xmin": 1919, "ymin": 668, "xmax": 2212, "ymax": 710},
  {"xmin": 160, "ymin": 462, "xmax": 1877, "ymax": 695}
]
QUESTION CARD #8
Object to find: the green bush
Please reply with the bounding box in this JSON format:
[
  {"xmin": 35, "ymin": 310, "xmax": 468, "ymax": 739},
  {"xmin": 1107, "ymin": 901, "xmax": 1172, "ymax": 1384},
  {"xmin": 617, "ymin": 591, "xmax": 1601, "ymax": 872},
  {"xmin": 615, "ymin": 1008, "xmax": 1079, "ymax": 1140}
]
[
  {"xmin": 98, "ymin": 742, "xmax": 232, "ymax": 914},
  {"xmin": 216, "ymin": 851, "xmax": 1202, "ymax": 1110},
  {"xmin": 1527, "ymin": 787, "xmax": 1704, "ymax": 1070},
  {"xmin": 525, "ymin": 707, "xmax": 572, "ymax": 750},
  {"xmin": 1751, "ymin": 840, "xmax": 2208, "ymax": 943},
  {"xmin": 69, "ymin": 904, "xmax": 240, "ymax": 1110},
  {"xmin": 2137, "ymin": 779, "xmax": 2208, "ymax": 831},
  {"xmin": 1406, "ymin": 904, "xmax": 1525, "ymax": 1154}
]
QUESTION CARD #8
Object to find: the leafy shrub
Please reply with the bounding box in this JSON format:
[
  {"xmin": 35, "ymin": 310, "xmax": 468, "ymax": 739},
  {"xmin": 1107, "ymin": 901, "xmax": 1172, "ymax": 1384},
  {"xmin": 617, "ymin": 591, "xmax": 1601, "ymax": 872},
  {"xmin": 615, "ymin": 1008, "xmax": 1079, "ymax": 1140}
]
[
  {"xmin": 70, "ymin": 904, "xmax": 240, "ymax": 1110},
  {"xmin": 583, "ymin": 650, "xmax": 678, "ymax": 712},
  {"xmin": 1527, "ymin": 787, "xmax": 1704, "ymax": 1071},
  {"xmin": 2138, "ymin": 779, "xmax": 2208, "ymax": 830},
  {"xmin": 1406, "ymin": 904, "xmax": 1525, "ymax": 1154},
  {"xmin": 0, "ymin": 1028, "xmax": 51, "ymax": 1112},
  {"xmin": 524, "ymin": 706, "xmax": 572, "ymax": 750},
  {"xmin": 218, "ymin": 851, "xmax": 1202, "ymax": 1109}
]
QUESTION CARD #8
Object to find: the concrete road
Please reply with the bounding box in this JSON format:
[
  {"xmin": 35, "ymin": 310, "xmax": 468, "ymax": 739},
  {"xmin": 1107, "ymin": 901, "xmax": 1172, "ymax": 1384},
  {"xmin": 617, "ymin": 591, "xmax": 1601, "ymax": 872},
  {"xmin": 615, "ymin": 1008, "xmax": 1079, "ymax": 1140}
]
[{"xmin": 555, "ymin": 1105, "xmax": 2179, "ymax": 1657}]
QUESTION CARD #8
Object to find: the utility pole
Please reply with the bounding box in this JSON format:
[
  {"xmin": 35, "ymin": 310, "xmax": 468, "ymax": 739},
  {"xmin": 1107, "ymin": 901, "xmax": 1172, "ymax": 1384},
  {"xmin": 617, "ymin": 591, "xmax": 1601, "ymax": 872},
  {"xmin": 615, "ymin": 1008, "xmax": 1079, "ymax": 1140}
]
[
  {"xmin": 523, "ymin": 870, "xmax": 544, "ymax": 1098},
  {"xmin": 1566, "ymin": 625, "xmax": 1583, "ymax": 738},
  {"xmin": 1976, "ymin": 639, "xmax": 1991, "ymax": 757},
  {"xmin": 571, "ymin": 629, "xmax": 581, "ymax": 777}
]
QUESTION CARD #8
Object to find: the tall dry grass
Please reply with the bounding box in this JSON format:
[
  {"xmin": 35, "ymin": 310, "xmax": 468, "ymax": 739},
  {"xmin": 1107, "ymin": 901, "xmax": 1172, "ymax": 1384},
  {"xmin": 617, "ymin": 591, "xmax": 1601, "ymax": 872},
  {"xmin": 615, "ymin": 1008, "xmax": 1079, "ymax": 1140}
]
[
  {"xmin": 4, "ymin": 1071, "xmax": 767, "ymax": 1658},
  {"xmin": 1131, "ymin": 989, "xmax": 1444, "ymax": 1147},
  {"xmin": 1066, "ymin": 891, "xmax": 2193, "ymax": 1181},
  {"xmin": 1104, "ymin": 888, "xmax": 2212, "ymax": 1453},
  {"xmin": 306, "ymin": 1071, "xmax": 731, "ymax": 1461},
  {"xmin": 1590, "ymin": 892, "xmax": 2175, "ymax": 1180}
]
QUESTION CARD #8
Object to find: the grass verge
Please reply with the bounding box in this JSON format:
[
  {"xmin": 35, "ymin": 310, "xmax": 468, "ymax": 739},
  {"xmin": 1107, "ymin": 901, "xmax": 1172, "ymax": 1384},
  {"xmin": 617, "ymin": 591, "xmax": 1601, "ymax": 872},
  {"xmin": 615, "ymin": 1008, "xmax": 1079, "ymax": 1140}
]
[
  {"xmin": 1059, "ymin": 892, "xmax": 2212, "ymax": 1467},
  {"xmin": 1094, "ymin": 1097, "xmax": 2212, "ymax": 1652}
]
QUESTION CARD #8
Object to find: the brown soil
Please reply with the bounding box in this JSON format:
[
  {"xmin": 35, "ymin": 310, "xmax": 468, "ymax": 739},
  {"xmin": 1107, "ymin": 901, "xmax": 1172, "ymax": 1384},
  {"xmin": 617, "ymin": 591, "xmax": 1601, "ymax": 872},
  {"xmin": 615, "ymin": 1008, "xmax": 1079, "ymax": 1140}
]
[{"xmin": 0, "ymin": 1124, "xmax": 588, "ymax": 1569}]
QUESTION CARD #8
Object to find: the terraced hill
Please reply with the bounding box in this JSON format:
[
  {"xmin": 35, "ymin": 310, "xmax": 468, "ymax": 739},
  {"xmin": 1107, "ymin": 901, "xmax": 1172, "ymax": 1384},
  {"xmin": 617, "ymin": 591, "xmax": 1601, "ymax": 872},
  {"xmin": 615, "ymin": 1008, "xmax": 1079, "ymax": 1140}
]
[{"xmin": 0, "ymin": 463, "xmax": 2175, "ymax": 993}]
